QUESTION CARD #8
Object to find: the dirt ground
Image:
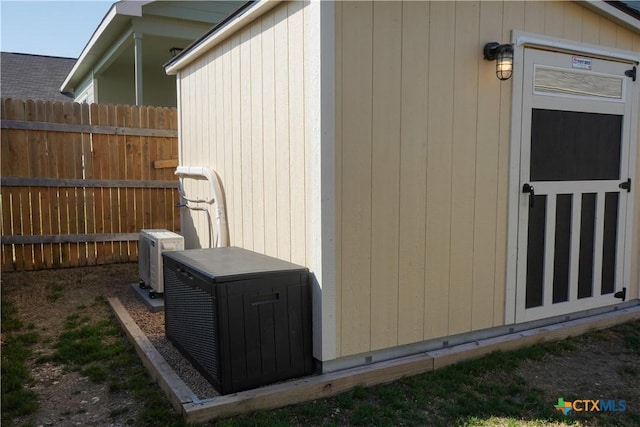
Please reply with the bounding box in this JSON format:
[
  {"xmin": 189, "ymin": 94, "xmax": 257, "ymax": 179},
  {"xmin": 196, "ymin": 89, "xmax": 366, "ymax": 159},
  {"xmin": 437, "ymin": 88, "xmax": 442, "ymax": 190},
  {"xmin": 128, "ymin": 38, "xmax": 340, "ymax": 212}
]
[
  {"xmin": 3, "ymin": 263, "xmax": 144, "ymax": 427},
  {"xmin": 2, "ymin": 263, "xmax": 639, "ymax": 426}
]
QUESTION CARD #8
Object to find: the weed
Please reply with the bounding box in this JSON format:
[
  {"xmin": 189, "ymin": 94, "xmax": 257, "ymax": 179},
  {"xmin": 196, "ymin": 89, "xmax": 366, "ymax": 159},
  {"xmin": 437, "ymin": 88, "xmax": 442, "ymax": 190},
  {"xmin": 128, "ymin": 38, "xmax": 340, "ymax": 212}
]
[
  {"xmin": 109, "ymin": 407, "xmax": 129, "ymax": 418},
  {"xmin": 293, "ymin": 400, "xmax": 331, "ymax": 419},
  {"xmin": 1, "ymin": 299, "xmax": 39, "ymax": 422},
  {"xmin": 44, "ymin": 308, "xmax": 185, "ymax": 426},
  {"xmin": 624, "ymin": 334, "xmax": 640, "ymax": 355},
  {"xmin": 1, "ymin": 299, "xmax": 23, "ymax": 331},
  {"xmin": 348, "ymin": 402, "xmax": 378, "ymax": 425},
  {"xmin": 46, "ymin": 283, "xmax": 64, "ymax": 302},
  {"xmin": 92, "ymin": 295, "xmax": 107, "ymax": 306},
  {"xmin": 336, "ymin": 392, "xmax": 355, "ymax": 410},
  {"xmin": 618, "ymin": 364, "xmax": 639, "ymax": 377},
  {"xmin": 81, "ymin": 365, "xmax": 108, "ymax": 382}
]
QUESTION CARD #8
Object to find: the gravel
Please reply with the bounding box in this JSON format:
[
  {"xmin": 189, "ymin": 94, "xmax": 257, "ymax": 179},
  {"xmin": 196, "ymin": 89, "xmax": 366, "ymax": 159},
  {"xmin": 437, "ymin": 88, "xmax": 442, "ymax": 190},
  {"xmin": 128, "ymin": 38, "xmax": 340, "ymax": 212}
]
[{"xmin": 117, "ymin": 289, "xmax": 220, "ymax": 400}]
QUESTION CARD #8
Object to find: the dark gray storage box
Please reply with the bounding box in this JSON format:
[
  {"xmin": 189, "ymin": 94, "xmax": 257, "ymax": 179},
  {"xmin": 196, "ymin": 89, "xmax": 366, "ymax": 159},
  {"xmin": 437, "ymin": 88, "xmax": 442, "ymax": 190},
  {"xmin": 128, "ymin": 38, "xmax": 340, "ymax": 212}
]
[{"xmin": 163, "ymin": 247, "xmax": 313, "ymax": 395}]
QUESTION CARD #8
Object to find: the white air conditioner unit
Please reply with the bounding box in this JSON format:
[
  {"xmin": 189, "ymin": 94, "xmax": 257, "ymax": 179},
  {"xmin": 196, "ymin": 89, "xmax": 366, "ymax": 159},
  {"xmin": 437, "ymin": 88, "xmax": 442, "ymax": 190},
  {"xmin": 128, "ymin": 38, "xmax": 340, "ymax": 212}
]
[{"xmin": 138, "ymin": 229, "xmax": 184, "ymax": 298}]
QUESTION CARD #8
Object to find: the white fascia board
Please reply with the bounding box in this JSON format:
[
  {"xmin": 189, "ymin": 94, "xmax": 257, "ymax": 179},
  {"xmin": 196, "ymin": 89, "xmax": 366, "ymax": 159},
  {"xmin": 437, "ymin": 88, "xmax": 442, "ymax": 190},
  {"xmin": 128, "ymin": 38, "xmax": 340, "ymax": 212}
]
[
  {"xmin": 116, "ymin": 0, "xmax": 153, "ymax": 16},
  {"xmin": 165, "ymin": 0, "xmax": 281, "ymax": 75},
  {"xmin": 60, "ymin": 1, "xmax": 149, "ymax": 93},
  {"xmin": 580, "ymin": 1, "xmax": 640, "ymax": 33}
]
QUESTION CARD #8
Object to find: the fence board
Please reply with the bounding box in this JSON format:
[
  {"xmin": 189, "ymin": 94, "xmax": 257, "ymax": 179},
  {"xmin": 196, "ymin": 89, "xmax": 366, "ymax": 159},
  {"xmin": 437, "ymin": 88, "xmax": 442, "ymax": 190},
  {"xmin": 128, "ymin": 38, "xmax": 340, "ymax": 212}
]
[
  {"xmin": 125, "ymin": 105, "xmax": 138, "ymax": 261},
  {"xmin": 149, "ymin": 108, "xmax": 163, "ymax": 231},
  {"xmin": 82, "ymin": 102, "xmax": 97, "ymax": 265},
  {"xmin": 139, "ymin": 107, "xmax": 151, "ymax": 229},
  {"xmin": 2, "ymin": 233, "xmax": 140, "ymax": 245},
  {"xmin": 1, "ymin": 189, "xmax": 6, "ymax": 270},
  {"xmin": 21, "ymin": 187, "xmax": 37, "ymax": 270},
  {"xmin": 113, "ymin": 105, "xmax": 126, "ymax": 262},
  {"xmin": 1, "ymin": 186, "xmax": 15, "ymax": 271},
  {"xmin": 25, "ymin": 101, "xmax": 45, "ymax": 269},
  {"xmin": 36, "ymin": 101, "xmax": 54, "ymax": 268},
  {"xmin": 97, "ymin": 103, "xmax": 113, "ymax": 264},
  {"xmin": 1, "ymin": 98, "xmax": 179, "ymax": 271},
  {"xmin": 5, "ymin": 100, "xmax": 28, "ymax": 269},
  {"xmin": 63, "ymin": 102, "xmax": 79, "ymax": 266},
  {"xmin": 47, "ymin": 102, "xmax": 68, "ymax": 267}
]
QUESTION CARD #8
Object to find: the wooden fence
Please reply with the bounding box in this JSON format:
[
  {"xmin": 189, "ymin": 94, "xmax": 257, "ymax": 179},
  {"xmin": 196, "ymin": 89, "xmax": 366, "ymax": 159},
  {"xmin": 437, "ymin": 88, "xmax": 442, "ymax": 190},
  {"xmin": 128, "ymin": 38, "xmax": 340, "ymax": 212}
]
[{"xmin": 1, "ymin": 98, "xmax": 180, "ymax": 271}]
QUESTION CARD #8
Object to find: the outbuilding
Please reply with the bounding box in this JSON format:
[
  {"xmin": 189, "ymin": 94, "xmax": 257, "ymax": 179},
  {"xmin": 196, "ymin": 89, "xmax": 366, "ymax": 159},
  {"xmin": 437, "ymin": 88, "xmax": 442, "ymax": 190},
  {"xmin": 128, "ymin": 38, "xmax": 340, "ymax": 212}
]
[{"xmin": 165, "ymin": 0, "xmax": 640, "ymax": 372}]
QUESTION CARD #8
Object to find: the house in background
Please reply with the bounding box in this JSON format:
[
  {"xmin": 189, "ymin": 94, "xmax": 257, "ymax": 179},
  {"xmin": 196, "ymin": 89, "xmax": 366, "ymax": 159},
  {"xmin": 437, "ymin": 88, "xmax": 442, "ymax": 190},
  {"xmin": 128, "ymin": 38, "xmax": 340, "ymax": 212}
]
[
  {"xmin": 165, "ymin": 0, "xmax": 639, "ymax": 373},
  {"xmin": 60, "ymin": 0, "xmax": 243, "ymax": 107},
  {"xmin": 1, "ymin": 52, "xmax": 76, "ymax": 102}
]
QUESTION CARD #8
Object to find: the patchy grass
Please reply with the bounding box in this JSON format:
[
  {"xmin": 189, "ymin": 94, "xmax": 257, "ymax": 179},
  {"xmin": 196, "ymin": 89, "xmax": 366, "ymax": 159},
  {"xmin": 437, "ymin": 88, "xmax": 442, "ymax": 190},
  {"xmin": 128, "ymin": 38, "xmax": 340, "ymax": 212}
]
[
  {"xmin": 2, "ymin": 265, "xmax": 638, "ymax": 427},
  {"xmin": 45, "ymin": 283, "xmax": 64, "ymax": 302},
  {"xmin": 215, "ymin": 322, "xmax": 640, "ymax": 427},
  {"xmin": 38, "ymin": 298, "xmax": 185, "ymax": 426},
  {"xmin": 1, "ymin": 298, "xmax": 40, "ymax": 423},
  {"xmin": 215, "ymin": 347, "xmax": 565, "ymax": 427}
]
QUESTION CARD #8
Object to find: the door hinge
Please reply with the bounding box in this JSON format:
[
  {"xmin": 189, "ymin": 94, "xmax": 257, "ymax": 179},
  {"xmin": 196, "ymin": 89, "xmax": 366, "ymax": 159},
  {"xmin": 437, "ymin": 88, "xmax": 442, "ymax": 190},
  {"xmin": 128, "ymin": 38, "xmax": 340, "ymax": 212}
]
[
  {"xmin": 614, "ymin": 287, "xmax": 626, "ymax": 302},
  {"xmin": 625, "ymin": 66, "xmax": 637, "ymax": 81},
  {"xmin": 619, "ymin": 178, "xmax": 631, "ymax": 192}
]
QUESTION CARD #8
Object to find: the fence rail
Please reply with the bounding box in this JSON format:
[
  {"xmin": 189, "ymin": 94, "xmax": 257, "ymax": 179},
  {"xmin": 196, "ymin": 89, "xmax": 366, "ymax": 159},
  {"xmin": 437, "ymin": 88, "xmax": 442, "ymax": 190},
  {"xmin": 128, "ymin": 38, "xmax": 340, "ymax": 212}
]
[{"xmin": 1, "ymin": 98, "xmax": 180, "ymax": 271}]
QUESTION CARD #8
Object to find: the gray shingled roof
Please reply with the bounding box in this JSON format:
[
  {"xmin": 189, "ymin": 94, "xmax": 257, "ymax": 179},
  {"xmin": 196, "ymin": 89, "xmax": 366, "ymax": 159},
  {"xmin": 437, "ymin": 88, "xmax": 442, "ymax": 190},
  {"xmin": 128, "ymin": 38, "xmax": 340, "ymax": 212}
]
[{"xmin": 1, "ymin": 52, "xmax": 77, "ymax": 102}]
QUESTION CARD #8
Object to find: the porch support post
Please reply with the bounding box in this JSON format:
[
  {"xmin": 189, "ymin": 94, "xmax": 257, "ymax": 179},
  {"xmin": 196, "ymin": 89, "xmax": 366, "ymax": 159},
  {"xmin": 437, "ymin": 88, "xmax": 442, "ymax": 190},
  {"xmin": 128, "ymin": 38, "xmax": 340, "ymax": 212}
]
[{"xmin": 134, "ymin": 32, "xmax": 143, "ymax": 106}]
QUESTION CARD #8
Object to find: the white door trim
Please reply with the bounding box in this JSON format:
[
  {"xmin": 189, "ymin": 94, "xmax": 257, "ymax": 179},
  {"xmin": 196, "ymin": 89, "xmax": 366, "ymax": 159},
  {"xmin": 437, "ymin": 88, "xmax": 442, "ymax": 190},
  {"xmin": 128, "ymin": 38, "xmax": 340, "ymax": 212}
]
[
  {"xmin": 504, "ymin": 31, "xmax": 639, "ymax": 325},
  {"xmin": 514, "ymin": 32, "xmax": 640, "ymax": 64}
]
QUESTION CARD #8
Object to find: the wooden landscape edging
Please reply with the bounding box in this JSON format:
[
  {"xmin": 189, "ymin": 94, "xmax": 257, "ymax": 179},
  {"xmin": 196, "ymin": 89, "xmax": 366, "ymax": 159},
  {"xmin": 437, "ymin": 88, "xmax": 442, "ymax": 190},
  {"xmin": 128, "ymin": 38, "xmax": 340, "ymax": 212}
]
[
  {"xmin": 108, "ymin": 297, "xmax": 196, "ymax": 412},
  {"xmin": 108, "ymin": 297, "xmax": 640, "ymax": 424}
]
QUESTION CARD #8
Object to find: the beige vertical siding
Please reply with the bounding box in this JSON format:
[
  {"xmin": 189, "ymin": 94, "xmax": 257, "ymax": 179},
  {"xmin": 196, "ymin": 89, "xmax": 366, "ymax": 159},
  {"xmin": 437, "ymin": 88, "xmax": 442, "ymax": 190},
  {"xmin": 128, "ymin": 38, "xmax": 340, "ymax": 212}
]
[
  {"xmin": 178, "ymin": 1, "xmax": 309, "ymax": 267},
  {"xmin": 335, "ymin": 0, "xmax": 640, "ymax": 357}
]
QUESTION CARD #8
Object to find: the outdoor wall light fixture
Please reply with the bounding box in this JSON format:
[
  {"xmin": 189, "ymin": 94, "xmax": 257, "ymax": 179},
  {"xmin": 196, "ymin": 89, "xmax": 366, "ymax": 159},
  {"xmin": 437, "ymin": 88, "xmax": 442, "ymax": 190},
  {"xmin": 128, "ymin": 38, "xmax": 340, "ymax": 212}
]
[{"xmin": 483, "ymin": 42, "xmax": 514, "ymax": 81}]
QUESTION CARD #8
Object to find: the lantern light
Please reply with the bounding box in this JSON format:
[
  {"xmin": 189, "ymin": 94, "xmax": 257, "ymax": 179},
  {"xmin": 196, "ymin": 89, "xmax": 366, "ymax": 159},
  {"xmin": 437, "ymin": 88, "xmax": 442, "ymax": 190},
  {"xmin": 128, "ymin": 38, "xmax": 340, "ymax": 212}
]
[{"xmin": 483, "ymin": 42, "xmax": 514, "ymax": 81}]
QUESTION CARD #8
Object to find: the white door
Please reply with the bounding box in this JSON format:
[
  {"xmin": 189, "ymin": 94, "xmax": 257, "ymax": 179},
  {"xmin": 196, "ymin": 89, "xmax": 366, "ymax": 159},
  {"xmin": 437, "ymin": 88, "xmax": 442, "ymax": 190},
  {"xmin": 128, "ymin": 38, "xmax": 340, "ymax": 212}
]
[{"xmin": 515, "ymin": 48, "xmax": 636, "ymax": 323}]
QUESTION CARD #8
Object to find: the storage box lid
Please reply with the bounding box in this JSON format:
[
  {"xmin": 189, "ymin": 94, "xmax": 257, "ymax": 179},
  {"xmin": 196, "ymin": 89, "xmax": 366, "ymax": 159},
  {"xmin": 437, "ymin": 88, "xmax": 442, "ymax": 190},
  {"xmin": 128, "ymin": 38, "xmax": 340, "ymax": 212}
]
[{"xmin": 162, "ymin": 247, "xmax": 308, "ymax": 282}]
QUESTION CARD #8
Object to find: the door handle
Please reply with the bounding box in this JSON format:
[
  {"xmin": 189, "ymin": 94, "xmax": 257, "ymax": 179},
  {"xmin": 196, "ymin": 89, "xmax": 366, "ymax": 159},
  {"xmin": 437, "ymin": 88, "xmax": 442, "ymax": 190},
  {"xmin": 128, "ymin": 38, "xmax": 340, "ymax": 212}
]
[{"xmin": 522, "ymin": 183, "xmax": 535, "ymax": 208}]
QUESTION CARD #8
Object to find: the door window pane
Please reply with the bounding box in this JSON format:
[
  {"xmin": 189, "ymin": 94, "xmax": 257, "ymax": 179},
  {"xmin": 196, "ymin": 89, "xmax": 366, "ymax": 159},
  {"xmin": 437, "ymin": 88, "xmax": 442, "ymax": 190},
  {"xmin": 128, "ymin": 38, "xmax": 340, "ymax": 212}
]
[
  {"xmin": 531, "ymin": 109, "xmax": 622, "ymax": 181},
  {"xmin": 526, "ymin": 195, "xmax": 547, "ymax": 309},
  {"xmin": 578, "ymin": 193, "xmax": 596, "ymax": 299},
  {"xmin": 601, "ymin": 192, "xmax": 619, "ymax": 295},
  {"xmin": 553, "ymin": 194, "xmax": 572, "ymax": 304}
]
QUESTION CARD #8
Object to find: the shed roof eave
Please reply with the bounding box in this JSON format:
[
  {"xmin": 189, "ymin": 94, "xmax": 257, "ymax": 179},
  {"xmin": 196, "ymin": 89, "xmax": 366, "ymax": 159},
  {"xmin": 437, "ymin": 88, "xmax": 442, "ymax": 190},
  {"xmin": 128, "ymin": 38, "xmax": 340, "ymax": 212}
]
[
  {"xmin": 165, "ymin": 0, "xmax": 281, "ymax": 75},
  {"xmin": 59, "ymin": 1, "xmax": 151, "ymax": 94}
]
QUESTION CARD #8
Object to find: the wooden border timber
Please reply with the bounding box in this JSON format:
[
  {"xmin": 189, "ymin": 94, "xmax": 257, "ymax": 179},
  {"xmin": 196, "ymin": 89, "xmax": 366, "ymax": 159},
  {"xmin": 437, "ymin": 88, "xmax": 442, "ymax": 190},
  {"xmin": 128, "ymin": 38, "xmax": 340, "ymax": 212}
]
[
  {"xmin": 108, "ymin": 297, "xmax": 197, "ymax": 412},
  {"xmin": 1, "ymin": 177, "xmax": 178, "ymax": 189},
  {"xmin": 1, "ymin": 119, "xmax": 177, "ymax": 137},
  {"xmin": 428, "ymin": 306, "xmax": 640, "ymax": 369},
  {"xmin": 107, "ymin": 297, "xmax": 640, "ymax": 424}
]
